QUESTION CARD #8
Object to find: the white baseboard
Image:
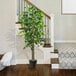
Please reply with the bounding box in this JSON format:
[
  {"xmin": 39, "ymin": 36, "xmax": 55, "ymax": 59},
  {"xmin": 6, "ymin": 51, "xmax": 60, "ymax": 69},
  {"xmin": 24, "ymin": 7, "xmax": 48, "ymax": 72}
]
[
  {"xmin": 15, "ymin": 59, "xmax": 43, "ymax": 64},
  {"xmin": 54, "ymin": 40, "xmax": 76, "ymax": 43},
  {"xmin": 11, "ymin": 60, "xmax": 16, "ymax": 65},
  {"xmin": 15, "ymin": 59, "xmax": 51, "ymax": 64},
  {"xmin": 16, "ymin": 59, "xmax": 29, "ymax": 64}
]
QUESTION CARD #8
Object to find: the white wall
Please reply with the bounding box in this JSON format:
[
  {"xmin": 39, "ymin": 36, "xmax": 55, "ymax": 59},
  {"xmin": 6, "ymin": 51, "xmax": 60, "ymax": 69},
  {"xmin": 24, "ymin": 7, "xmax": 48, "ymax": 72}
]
[
  {"xmin": 0, "ymin": 0, "xmax": 16, "ymax": 64},
  {"xmin": 30, "ymin": 0, "xmax": 76, "ymax": 42},
  {"xmin": 0, "ymin": 0, "xmax": 76, "ymax": 64},
  {"xmin": 16, "ymin": 0, "xmax": 76, "ymax": 64}
]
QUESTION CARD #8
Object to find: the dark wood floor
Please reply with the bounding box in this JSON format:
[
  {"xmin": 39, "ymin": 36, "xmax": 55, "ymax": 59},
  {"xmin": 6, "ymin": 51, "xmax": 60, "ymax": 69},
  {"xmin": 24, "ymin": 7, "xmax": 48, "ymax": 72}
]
[{"xmin": 0, "ymin": 64, "xmax": 76, "ymax": 76}]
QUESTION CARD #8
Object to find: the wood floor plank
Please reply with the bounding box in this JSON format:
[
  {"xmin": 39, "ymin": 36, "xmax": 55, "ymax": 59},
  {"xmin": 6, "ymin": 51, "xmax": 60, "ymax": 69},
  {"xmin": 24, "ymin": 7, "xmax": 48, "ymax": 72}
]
[{"xmin": 0, "ymin": 64, "xmax": 76, "ymax": 76}]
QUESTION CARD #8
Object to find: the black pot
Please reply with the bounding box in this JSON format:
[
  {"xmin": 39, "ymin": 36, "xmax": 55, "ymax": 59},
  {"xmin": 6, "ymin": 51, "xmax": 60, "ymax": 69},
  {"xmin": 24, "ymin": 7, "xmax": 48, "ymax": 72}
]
[{"xmin": 29, "ymin": 60, "xmax": 37, "ymax": 69}]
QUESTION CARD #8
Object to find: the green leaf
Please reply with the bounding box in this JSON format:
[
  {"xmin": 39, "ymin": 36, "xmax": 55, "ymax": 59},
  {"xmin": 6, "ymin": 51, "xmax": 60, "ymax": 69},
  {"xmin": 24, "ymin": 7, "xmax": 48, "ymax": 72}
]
[{"xmin": 18, "ymin": 6, "xmax": 45, "ymax": 49}]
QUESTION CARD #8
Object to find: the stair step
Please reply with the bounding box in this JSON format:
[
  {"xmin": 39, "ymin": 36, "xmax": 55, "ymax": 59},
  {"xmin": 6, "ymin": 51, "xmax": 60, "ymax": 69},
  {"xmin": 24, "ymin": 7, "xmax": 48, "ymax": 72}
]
[
  {"xmin": 43, "ymin": 43, "xmax": 52, "ymax": 47},
  {"xmin": 51, "ymin": 49, "xmax": 58, "ymax": 54},
  {"xmin": 54, "ymin": 49, "xmax": 59, "ymax": 53},
  {"xmin": 51, "ymin": 58, "xmax": 59, "ymax": 69},
  {"xmin": 52, "ymin": 64, "xmax": 59, "ymax": 69},
  {"xmin": 50, "ymin": 53, "xmax": 59, "ymax": 58},
  {"xmin": 51, "ymin": 58, "xmax": 59, "ymax": 64},
  {"xmin": 16, "ymin": 21, "xmax": 21, "ymax": 24}
]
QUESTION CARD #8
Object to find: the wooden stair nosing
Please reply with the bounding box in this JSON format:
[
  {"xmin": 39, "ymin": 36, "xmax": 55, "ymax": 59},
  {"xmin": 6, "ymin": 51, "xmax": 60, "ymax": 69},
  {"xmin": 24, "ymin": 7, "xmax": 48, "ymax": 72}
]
[
  {"xmin": 51, "ymin": 58, "xmax": 59, "ymax": 64},
  {"xmin": 51, "ymin": 49, "xmax": 59, "ymax": 53}
]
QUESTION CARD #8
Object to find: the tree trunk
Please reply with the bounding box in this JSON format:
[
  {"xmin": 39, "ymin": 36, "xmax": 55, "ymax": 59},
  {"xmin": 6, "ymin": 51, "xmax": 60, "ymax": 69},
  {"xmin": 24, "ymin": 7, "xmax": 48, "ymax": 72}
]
[{"xmin": 31, "ymin": 43, "xmax": 35, "ymax": 60}]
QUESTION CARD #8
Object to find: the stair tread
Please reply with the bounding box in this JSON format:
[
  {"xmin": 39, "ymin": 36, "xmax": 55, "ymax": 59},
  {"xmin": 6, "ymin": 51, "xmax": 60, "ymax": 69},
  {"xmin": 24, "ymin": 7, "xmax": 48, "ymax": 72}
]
[
  {"xmin": 51, "ymin": 58, "xmax": 59, "ymax": 64},
  {"xmin": 54, "ymin": 49, "xmax": 59, "ymax": 53},
  {"xmin": 43, "ymin": 43, "xmax": 52, "ymax": 47},
  {"xmin": 51, "ymin": 49, "xmax": 59, "ymax": 53}
]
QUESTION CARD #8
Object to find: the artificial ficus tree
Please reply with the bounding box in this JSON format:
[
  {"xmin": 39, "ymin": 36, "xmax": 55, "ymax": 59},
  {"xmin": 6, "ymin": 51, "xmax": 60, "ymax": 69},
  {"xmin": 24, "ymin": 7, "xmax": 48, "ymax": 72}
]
[{"xmin": 19, "ymin": 6, "xmax": 44, "ymax": 61}]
